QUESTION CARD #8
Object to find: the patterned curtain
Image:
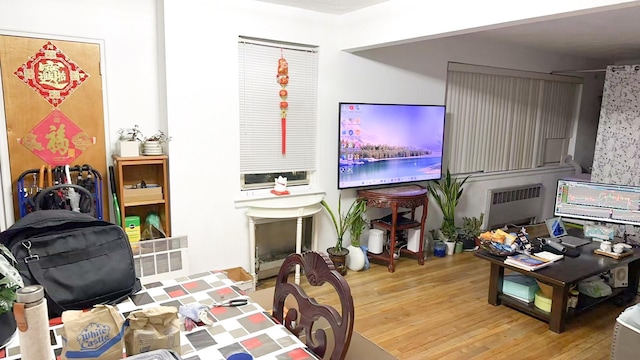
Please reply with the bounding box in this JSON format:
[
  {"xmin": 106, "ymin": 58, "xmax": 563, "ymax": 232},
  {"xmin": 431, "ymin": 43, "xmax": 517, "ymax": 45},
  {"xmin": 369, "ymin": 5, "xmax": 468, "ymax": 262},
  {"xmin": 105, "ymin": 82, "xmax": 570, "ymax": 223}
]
[{"xmin": 592, "ymin": 65, "xmax": 640, "ymax": 185}]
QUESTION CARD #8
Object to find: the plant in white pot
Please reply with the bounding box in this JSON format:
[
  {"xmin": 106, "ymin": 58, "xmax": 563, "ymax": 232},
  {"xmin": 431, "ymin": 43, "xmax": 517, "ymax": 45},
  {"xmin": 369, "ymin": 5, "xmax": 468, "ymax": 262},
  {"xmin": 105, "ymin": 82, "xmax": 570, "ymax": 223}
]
[
  {"xmin": 116, "ymin": 125, "xmax": 144, "ymax": 157},
  {"xmin": 143, "ymin": 130, "xmax": 171, "ymax": 156},
  {"xmin": 346, "ymin": 198, "xmax": 368, "ymax": 271},
  {"xmin": 427, "ymin": 169, "xmax": 469, "ymax": 255},
  {"xmin": 0, "ymin": 244, "xmax": 23, "ymax": 346},
  {"xmin": 321, "ymin": 195, "xmax": 367, "ymax": 275}
]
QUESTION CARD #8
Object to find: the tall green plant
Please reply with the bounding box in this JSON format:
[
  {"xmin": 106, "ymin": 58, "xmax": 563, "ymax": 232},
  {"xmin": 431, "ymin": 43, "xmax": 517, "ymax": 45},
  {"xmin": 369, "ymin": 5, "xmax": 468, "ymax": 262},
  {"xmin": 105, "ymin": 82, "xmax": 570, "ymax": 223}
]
[
  {"xmin": 348, "ymin": 200, "xmax": 368, "ymax": 247},
  {"xmin": 321, "ymin": 195, "xmax": 367, "ymax": 252},
  {"xmin": 427, "ymin": 169, "xmax": 469, "ymax": 241}
]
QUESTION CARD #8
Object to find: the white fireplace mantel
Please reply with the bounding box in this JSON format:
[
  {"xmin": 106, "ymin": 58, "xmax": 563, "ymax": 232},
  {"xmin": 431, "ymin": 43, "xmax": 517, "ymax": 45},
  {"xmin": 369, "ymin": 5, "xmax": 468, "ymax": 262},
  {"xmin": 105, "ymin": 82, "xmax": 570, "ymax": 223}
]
[{"xmin": 234, "ymin": 188, "xmax": 325, "ymax": 287}]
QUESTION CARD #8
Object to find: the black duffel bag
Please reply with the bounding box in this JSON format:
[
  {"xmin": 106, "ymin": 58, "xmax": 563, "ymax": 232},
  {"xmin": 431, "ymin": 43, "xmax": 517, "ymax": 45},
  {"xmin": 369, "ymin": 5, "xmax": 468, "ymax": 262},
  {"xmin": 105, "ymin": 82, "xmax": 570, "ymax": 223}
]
[{"xmin": 0, "ymin": 210, "xmax": 141, "ymax": 318}]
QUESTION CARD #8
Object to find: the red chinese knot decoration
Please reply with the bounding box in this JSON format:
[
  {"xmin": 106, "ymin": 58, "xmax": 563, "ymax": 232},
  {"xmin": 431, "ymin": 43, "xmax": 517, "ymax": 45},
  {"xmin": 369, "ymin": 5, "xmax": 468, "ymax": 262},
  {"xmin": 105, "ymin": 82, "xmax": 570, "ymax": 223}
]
[
  {"xmin": 14, "ymin": 41, "xmax": 89, "ymax": 107},
  {"xmin": 277, "ymin": 53, "xmax": 289, "ymax": 154}
]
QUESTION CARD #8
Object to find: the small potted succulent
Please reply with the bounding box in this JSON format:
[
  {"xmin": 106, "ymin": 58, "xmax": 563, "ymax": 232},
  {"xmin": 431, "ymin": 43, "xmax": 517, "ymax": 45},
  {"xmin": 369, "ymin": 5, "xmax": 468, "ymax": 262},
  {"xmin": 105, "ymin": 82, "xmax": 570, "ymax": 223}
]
[
  {"xmin": 459, "ymin": 213, "xmax": 484, "ymax": 250},
  {"xmin": 0, "ymin": 244, "xmax": 23, "ymax": 346}
]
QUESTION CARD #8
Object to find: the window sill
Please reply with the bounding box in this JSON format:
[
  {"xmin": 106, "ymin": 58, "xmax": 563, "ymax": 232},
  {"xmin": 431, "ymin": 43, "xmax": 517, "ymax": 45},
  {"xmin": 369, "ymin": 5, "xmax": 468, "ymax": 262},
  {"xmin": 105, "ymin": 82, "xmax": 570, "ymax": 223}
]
[{"xmin": 462, "ymin": 164, "xmax": 575, "ymax": 183}]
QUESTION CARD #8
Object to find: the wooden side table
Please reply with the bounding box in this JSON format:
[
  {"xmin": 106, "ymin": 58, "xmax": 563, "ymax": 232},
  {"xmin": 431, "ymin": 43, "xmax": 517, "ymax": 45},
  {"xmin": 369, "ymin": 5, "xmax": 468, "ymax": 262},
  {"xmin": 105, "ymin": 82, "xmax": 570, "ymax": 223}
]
[{"xmin": 358, "ymin": 185, "xmax": 428, "ymax": 272}]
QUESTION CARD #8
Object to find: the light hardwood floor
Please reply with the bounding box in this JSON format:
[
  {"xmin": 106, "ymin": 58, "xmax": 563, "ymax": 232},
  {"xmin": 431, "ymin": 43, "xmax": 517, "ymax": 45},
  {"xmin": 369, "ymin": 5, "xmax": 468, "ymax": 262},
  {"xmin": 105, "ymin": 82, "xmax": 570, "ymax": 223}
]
[{"xmin": 257, "ymin": 251, "xmax": 638, "ymax": 360}]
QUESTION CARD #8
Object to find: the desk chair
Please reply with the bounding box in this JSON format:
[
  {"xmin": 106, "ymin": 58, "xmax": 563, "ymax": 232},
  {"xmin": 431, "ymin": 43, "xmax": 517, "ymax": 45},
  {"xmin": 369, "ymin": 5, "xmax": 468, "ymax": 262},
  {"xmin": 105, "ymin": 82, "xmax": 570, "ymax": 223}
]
[{"xmin": 273, "ymin": 251, "xmax": 355, "ymax": 360}]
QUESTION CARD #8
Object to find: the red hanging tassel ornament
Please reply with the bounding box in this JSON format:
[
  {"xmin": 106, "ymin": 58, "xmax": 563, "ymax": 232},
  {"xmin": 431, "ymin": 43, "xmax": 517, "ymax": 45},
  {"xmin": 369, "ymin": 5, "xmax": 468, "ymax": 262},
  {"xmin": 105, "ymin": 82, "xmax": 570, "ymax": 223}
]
[{"xmin": 277, "ymin": 53, "xmax": 289, "ymax": 154}]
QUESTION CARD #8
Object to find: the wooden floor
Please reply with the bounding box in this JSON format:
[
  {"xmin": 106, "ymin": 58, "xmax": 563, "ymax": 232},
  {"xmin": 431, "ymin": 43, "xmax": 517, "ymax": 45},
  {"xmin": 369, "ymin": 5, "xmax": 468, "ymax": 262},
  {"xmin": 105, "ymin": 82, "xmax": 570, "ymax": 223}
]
[{"xmin": 257, "ymin": 251, "xmax": 638, "ymax": 360}]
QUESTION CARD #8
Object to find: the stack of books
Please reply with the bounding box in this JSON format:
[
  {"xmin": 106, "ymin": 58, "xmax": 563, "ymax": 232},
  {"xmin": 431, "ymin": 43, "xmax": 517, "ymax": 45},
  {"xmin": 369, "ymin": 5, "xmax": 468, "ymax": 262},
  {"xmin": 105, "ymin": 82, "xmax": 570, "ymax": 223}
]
[{"xmin": 504, "ymin": 253, "xmax": 552, "ymax": 271}]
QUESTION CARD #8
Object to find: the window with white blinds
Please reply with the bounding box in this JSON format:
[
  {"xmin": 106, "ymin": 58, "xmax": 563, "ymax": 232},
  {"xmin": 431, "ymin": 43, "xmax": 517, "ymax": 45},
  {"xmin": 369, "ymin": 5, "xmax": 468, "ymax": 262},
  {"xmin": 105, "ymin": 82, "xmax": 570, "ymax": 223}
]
[
  {"xmin": 238, "ymin": 38, "xmax": 318, "ymax": 188},
  {"xmin": 445, "ymin": 63, "xmax": 582, "ymax": 174}
]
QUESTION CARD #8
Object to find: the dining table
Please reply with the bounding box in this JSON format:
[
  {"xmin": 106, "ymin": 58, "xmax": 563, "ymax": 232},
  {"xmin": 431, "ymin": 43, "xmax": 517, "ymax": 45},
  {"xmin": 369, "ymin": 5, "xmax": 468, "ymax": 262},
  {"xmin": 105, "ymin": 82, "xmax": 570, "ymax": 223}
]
[{"xmin": 0, "ymin": 271, "xmax": 318, "ymax": 360}]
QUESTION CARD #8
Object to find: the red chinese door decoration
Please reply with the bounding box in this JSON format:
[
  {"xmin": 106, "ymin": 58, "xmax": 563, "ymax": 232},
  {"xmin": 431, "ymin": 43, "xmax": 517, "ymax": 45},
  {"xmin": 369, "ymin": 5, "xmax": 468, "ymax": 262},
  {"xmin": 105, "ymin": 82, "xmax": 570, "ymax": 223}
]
[
  {"xmin": 13, "ymin": 41, "xmax": 92, "ymax": 165},
  {"xmin": 19, "ymin": 109, "xmax": 93, "ymax": 165},
  {"xmin": 14, "ymin": 41, "xmax": 89, "ymax": 107},
  {"xmin": 277, "ymin": 53, "xmax": 289, "ymax": 154}
]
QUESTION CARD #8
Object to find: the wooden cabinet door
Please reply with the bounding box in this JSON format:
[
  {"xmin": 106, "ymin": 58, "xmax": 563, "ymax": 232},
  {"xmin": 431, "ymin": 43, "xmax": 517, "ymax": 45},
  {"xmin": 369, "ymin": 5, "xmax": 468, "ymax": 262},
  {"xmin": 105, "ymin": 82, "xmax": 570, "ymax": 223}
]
[{"xmin": 0, "ymin": 35, "xmax": 108, "ymax": 221}]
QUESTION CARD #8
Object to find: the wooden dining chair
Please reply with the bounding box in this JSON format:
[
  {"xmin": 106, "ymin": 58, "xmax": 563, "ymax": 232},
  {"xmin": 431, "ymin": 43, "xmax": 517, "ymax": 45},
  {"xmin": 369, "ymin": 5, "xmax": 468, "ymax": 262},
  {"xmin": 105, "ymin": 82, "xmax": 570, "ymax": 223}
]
[{"xmin": 272, "ymin": 251, "xmax": 355, "ymax": 360}]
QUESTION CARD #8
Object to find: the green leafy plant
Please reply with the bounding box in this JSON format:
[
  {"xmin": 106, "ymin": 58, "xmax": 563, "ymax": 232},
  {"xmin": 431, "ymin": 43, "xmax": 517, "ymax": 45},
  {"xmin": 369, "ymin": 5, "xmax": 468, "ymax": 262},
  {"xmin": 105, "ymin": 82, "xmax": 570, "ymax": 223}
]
[
  {"xmin": 117, "ymin": 125, "xmax": 144, "ymax": 142},
  {"xmin": 460, "ymin": 213, "xmax": 484, "ymax": 240},
  {"xmin": 144, "ymin": 130, "xmax": 172, "ymax": 144},
  {"xmin": 348, "ymin": 200, "xmax": 368, "ymax": 247},
  {"xmin": 427, "ymin": 169, "xmax": 469, "ymax": 242},
  {"xmin": 321, "ymin": 195, "xmax": 367, "ymax": 252},
  {"xmin": 0, "ymin": 244, "xmax": 24, "ymax": 315}
]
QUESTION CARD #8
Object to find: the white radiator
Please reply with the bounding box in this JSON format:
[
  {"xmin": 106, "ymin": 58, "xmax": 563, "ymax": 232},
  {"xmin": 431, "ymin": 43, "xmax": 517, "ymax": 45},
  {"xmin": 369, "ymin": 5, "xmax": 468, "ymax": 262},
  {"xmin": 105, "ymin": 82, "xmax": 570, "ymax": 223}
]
[{"xmin": 485, "ymin": 184, "xmax": 543, "ymax": 229}]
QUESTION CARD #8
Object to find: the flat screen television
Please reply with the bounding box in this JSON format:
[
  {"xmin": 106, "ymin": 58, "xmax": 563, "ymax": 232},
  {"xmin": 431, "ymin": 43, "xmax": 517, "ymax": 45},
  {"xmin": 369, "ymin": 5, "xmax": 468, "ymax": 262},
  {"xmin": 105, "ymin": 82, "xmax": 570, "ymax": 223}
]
[
  {"xmin": 338, "ymin": 103, "xmax": 445, "ymax": 189},
  {"xmin": 554, "ymin": 179, "xmax": 640, "ymax": 226}
]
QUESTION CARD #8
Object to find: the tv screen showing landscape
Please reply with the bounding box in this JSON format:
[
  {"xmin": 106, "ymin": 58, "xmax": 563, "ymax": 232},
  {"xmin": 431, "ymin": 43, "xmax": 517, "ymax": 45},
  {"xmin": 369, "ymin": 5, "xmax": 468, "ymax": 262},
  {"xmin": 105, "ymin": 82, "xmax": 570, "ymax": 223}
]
[{"xmin": 338, "ymin": 103, "xmax": 445, "ymax": 189}]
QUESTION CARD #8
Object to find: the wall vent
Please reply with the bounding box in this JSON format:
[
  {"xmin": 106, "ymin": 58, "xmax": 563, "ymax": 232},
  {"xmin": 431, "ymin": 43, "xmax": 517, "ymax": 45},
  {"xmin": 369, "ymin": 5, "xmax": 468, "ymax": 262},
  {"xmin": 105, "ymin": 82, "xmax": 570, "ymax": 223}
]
[{"xmin": 486, "ymin": 184, "xmax": 543, "ymax": 229}]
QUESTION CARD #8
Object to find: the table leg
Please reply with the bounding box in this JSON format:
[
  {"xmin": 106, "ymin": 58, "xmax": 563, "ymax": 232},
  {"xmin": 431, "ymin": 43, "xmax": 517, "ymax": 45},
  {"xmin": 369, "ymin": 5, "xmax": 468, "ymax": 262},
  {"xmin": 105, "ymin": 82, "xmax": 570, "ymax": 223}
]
[
  {"xmin": 388, "ymin": 203, "xmax": 398, "ymax": 273},
  {"xmin": 295, "ymin": 216, "xmax": 303, "ymax": 285},
  {"xmin": 418, "ymin": 197, "xmax": 428, "ymax": 265},
  {"xmin": 626, "ymin": 258, "xmax": 640, "ymax": 298},
  {"xmin": 488, "ymin": 263, "xmax": 504, "ymax": 305},
  {"xmin": 248, "ymin": 216, "xmax": 257, "ymax": 290},
  {"xmin": 549, "ymin": 284, "xmax": 569, "ymax": 333}
]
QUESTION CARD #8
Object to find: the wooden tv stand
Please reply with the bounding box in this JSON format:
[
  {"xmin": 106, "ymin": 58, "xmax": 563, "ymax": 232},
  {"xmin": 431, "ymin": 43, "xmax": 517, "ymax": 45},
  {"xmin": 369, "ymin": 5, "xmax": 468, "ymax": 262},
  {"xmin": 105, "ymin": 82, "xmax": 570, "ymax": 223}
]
[{"xmin": 357, "ymin": 185, "xmax": 428, "ymax": 272}]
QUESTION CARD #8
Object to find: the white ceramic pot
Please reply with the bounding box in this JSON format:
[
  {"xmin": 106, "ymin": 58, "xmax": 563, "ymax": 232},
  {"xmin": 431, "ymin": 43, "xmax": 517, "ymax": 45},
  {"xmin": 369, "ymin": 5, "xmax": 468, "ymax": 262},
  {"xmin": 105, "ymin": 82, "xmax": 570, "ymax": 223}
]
[
  {"xmin": 346, "ymin": 245, "xmax": 365, "ymax": 271},
  {"xmin": 445, "ymin": 241, "xmax": 456, "ymax": 255},
  {"xmin": 143, "ymin": 141, "xmax": 163, "ymax": 155}
]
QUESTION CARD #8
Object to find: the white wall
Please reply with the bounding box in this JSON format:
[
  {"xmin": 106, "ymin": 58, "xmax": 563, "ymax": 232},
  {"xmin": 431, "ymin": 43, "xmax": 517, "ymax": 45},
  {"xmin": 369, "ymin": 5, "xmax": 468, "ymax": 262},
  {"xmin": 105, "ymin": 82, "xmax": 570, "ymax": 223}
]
[
  {"xmin": 0, "ymin": 0, "xmax": 162, "ymax": 152},
  {"xmin": 0, "ymin": 0, "xmax": 614, "ymax": 274}
]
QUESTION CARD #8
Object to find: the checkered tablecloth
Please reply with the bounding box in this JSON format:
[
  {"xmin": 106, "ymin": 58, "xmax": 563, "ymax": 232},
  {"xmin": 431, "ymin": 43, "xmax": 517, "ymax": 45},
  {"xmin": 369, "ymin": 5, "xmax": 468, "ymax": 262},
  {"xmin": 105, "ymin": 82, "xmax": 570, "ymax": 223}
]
[{"xmin": 0, "ymin": 271, "xmax": 317, "ymax": 360}]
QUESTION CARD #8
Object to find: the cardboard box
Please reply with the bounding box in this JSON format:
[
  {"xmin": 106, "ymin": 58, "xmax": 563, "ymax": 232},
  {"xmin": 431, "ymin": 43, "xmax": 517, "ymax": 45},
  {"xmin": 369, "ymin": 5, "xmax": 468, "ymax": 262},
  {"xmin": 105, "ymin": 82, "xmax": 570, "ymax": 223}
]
[
  {"xmin": 249, "ymin": 287, "xmax": 397, "ymax": 360},
  {"xmin": 124, "ymin": 187, "xmax": 163, "ymax": 202},
  {"xmin": 223, "ymin": 267, "xmax": 254, "ymax": 293},
  {"xmin": 125, "ymin": 216, "xmax": 141, "ymax": 244}
]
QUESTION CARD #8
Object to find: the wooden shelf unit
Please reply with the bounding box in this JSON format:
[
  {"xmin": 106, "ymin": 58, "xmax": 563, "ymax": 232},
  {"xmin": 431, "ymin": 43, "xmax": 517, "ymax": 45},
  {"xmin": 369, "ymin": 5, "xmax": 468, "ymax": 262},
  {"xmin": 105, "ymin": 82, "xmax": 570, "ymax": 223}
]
[{"xmin": 112, "ymin": 155, "xmax": 171, "ymax": 237}]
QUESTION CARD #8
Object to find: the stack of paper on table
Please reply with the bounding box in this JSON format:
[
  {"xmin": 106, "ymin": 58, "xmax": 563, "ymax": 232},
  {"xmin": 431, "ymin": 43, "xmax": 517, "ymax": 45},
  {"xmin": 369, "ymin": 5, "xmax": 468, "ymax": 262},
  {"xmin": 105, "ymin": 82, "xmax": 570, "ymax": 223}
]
[
  {"xmin": 533, "ymin": 251, "xmax": 564, "ymax": 262},
  {"xmin": 504, "ymin": 253, "xmax": 552, "ymax": 271}
]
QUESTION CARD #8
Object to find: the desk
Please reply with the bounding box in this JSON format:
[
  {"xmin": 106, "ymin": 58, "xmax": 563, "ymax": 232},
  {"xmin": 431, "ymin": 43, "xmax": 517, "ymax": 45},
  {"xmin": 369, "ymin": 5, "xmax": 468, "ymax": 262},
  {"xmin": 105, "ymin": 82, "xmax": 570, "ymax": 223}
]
[
  {"xmin": 475, "ymin": 243, "xmax": 640, "ymax": 333},
  {"xmin": 1, "ymin": 272, "xmax": 317, "ymax": 359},
  {"xmin": 358, "ymin": 185, "xmax": 428, "ymax": 272}
]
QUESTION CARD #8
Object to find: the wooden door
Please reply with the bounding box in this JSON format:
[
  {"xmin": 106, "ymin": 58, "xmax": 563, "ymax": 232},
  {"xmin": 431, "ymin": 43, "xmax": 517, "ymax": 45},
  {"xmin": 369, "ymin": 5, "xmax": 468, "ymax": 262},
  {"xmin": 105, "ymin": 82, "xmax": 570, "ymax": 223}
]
[{"xmin": 0, "ymin": 36, "xmax": 108, "ymax": 220}]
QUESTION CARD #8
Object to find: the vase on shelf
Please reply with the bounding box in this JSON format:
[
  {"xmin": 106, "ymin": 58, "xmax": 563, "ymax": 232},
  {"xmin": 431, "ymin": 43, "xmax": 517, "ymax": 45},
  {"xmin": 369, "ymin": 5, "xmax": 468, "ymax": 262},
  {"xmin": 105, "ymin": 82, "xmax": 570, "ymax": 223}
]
[{"xmin": 142, "ymin": 141, "xmax": 163, "ymax": 155}]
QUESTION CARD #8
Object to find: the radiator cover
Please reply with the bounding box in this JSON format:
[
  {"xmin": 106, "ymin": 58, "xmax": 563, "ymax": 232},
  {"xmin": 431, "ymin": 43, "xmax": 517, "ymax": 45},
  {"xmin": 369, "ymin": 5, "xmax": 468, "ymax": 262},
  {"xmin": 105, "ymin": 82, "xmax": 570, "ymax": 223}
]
[{"xmin": 485, "ymin": 184, "xmax": 543, "ymax": 229}]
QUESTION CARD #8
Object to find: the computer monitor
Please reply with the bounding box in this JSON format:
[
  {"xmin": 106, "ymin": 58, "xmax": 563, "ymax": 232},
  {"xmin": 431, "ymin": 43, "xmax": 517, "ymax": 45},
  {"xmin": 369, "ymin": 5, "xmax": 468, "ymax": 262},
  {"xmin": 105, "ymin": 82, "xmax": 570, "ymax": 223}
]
[{"xmin": 554, "ymin": 179, "xmax": 640, "ymax": 226}]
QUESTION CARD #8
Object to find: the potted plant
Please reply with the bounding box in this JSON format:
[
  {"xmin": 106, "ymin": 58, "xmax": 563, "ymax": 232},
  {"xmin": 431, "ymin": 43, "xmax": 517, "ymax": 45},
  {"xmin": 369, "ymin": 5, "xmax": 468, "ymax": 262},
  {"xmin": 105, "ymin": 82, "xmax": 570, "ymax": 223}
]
[
  {"xmin": 459, "ymin": 213, "xmax": 484, "ymax": 250},
  {"xmin": 320, "ymin": 195, "xmax": 367, "ymax": 275},
  {"xmin": 427, "ymin": 169, "xmax": 469, "ymax": 255},
  {"xmin": 116, "ymin": 125, "xmax": 144, "ymax": 157},
  {"xmin": 143, "ymin": 130, "xmax": 171, "ymax": 155},
  {"xmin": 0, "ymin": 244, "xmax": 23, "ymax": 346}
]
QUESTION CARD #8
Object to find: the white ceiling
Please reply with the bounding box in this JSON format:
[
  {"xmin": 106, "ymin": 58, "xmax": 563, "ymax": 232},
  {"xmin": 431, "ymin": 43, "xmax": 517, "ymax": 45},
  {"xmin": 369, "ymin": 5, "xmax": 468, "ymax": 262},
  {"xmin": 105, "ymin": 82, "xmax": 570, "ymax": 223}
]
[
  {"xmin": 254, "ymin": 0, "xmax": 389, "ymax": 14},
  {"xmin": 255, "ymin": 0, "xmax": 640, "ymax": 63}
]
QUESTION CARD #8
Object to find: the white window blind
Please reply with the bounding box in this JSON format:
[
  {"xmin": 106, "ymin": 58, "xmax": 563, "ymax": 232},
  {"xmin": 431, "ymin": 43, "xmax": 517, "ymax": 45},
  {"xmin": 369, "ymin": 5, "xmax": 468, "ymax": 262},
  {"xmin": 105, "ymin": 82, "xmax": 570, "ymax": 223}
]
[
  {"xmin": 445, "ymin": 63, "xmax": 582, "ymax": 174},
  {"xmin": 238, "ymin": 39, "xmax": 318, "ymax": 174}
]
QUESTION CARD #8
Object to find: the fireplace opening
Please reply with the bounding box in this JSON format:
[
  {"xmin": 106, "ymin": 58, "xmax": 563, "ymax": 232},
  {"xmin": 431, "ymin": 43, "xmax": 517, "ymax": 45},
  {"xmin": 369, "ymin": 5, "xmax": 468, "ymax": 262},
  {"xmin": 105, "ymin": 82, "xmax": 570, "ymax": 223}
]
[{"xmin": 255, "ymin": 217, "xmax": 313, "ymax": 280}]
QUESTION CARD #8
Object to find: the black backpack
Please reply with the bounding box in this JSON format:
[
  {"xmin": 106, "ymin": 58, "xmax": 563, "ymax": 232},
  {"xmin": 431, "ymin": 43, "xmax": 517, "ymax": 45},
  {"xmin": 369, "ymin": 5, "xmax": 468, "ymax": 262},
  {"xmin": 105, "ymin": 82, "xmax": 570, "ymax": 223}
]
[{"xmin": 0, "ymin": 210, "xmax": 140, "ymax": 318}]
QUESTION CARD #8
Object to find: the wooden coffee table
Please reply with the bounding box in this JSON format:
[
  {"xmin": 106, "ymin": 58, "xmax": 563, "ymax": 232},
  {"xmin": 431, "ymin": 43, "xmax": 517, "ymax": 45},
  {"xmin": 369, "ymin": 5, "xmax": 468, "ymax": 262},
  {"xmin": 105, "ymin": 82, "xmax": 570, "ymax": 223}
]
[{"xmin": 475, "ymin": 242, "xmax": 640, "ymax": 333}]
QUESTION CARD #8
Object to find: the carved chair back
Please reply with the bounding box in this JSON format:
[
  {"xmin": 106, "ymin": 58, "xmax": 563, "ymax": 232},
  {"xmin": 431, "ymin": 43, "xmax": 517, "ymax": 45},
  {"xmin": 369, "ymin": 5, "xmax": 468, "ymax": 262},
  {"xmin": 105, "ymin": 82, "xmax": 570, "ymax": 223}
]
[{"xmin": 272, "ymin": 251, "xmax": 355, "ymax": 360}]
